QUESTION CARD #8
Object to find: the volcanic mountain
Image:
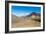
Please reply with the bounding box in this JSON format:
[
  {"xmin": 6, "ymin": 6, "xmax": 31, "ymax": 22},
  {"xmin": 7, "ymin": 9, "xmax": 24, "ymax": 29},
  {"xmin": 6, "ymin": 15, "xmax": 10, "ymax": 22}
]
[{"xmin": 26, "ymin": 12, "xmax": 40, "ymax": 17}]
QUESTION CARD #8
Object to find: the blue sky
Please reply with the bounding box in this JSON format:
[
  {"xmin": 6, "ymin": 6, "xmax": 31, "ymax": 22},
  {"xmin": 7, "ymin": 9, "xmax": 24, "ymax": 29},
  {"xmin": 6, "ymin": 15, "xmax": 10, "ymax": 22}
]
[{"xmin": 11, "ymin": 6, "xmax": 41, "ymax": 16}]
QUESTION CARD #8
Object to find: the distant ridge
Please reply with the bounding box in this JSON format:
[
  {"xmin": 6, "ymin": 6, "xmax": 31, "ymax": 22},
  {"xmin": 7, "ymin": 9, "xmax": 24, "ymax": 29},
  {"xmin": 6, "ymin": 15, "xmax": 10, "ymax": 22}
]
[{"xmin": 26, "ymin": 12, "xmax": 40, "ymax": 17}]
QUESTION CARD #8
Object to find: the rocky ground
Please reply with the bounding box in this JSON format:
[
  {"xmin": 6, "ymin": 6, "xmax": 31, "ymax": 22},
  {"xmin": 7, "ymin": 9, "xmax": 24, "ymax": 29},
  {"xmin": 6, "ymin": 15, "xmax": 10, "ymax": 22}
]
[{"xmin": 11, "ymin": 16, "xmax": 41, "ymax": 28}]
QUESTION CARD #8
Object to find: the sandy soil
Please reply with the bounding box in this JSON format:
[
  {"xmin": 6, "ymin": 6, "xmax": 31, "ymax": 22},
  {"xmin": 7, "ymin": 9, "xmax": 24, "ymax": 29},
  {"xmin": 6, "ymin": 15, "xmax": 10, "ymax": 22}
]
[{"xmin": 12, "ymin": 19, "xmax": 41, "ymax": 28}]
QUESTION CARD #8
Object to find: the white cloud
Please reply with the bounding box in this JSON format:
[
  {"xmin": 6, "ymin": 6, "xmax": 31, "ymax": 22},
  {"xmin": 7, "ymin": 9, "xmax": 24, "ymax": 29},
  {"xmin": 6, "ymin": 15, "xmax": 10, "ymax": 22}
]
[{"xmin": 12, "ymin": 12, "xmax": 30, "ymax": 17}]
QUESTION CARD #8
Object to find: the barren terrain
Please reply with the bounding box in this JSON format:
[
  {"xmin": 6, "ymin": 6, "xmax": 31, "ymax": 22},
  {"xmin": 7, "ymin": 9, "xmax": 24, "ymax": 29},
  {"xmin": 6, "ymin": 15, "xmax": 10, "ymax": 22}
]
[{"xmin": 11, "ymin": 14, "xmax": 41, "ymax": 28}]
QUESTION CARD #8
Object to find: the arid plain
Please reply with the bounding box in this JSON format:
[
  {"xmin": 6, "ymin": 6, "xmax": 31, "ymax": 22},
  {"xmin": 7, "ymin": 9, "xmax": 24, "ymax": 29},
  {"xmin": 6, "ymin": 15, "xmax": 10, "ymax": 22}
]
[{"xmin": 11, "ymin": 13, "xmax": 41, "ymax": 28}]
